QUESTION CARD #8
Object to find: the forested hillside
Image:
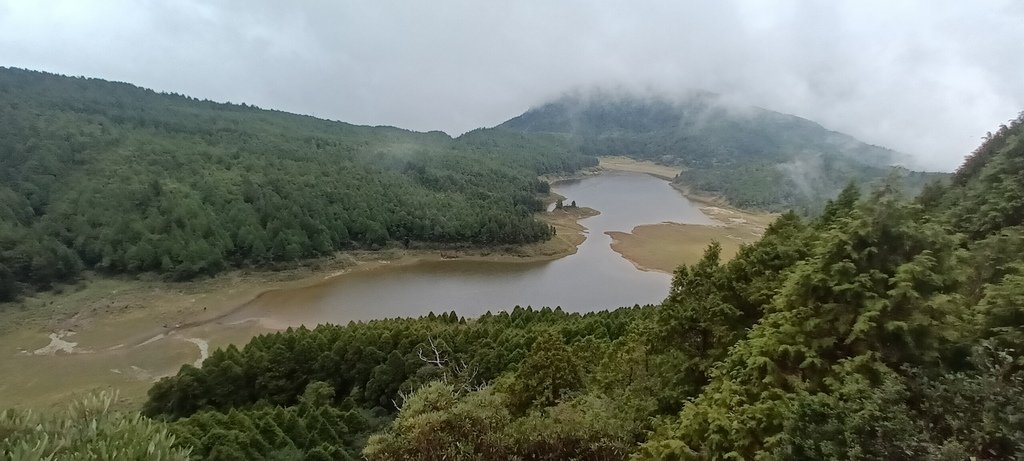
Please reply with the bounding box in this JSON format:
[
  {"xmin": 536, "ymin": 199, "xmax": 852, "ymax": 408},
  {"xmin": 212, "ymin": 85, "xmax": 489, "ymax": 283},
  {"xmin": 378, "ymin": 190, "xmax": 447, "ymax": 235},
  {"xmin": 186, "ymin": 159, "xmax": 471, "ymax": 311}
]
[
  {"xmin": 114, "ymin": 113, "xmax": 1024, "ymax": 460},
  {"xmin": 4, "ymin": 68, "xmax": 1020, "ymax": 460},
  {"xmin": 500, "ymin": 90, "xmax": 943, "ymax": 211},
  {"xmin": 0, "ymin": 68, "xmax": 596, "ymax": 301}
]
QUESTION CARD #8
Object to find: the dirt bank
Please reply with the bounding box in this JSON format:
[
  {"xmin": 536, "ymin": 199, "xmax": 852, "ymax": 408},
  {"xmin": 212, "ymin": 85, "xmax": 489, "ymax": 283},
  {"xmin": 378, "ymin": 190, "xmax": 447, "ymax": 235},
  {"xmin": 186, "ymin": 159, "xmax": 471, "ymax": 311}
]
[
  {"xmin": 607, "ymin": 205, "xmax": 775, "ymax": 273},
  {"xmin": 598, "ymin": 156, "xmax": 682, "ymax": 180},
  {"xmin": 0, "ymin": 204, "xmax": 598, "ymax": 410},
  {"xmin": 597, "ymin": 156, "xmax": 776, "ymax": 273}
]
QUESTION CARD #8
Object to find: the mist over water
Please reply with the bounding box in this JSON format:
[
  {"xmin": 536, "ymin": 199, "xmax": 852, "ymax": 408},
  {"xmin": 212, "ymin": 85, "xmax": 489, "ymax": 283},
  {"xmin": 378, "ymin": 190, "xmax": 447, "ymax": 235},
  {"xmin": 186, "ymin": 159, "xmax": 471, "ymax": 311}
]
[{"xmin": 229, "ymin": 172, "xmax": 712, "ymax": 326}]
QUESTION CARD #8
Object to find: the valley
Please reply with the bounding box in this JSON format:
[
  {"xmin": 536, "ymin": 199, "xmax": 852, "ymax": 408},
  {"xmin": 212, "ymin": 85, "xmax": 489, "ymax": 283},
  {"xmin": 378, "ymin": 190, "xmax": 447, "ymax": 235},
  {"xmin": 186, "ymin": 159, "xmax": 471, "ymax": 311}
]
[
  {"xmin": 2, "ymin": 62, "xmax": 1018, "ymax": 460},
  {"xmin": 0, "ymin": 157, "xmax": 749, "ymax": 409}
]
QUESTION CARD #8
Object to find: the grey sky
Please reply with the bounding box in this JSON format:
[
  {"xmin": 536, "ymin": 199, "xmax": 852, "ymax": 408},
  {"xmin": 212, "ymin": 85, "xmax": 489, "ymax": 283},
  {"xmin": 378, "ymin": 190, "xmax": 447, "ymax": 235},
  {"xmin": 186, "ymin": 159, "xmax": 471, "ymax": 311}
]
[{"xmin": 1, "ymin": 1, "xmax": 1022, "ymax": 171}]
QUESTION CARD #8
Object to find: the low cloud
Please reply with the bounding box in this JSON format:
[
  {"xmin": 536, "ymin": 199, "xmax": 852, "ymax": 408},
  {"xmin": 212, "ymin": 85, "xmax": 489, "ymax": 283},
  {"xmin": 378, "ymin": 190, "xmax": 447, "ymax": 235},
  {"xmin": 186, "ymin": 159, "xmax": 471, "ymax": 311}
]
[{"xmin": 1, "ymin": 0, "xmax": 1022, "ymax": 171}]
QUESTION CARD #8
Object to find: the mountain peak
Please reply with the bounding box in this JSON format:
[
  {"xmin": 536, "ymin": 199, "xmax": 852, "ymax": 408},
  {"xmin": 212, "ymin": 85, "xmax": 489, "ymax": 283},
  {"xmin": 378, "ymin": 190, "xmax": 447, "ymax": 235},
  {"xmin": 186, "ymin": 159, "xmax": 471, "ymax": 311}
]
[{"xmin": 500, "ymin": 89, "xmax": 927, "ymax": 211}]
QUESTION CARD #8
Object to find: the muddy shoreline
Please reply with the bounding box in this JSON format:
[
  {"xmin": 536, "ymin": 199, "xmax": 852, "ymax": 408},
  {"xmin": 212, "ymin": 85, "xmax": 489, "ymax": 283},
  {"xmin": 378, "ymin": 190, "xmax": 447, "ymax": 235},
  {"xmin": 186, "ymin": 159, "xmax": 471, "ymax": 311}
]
[
  {"xmin": 598, "ymin": 156, "xmax": 776, "ymax": 274},
  {"xmin": 0, "ymin": 204, "xmax": 599, "ymax": 410},
  {"xmin": 0, "ymin": 156, "xmax": 767, "ymax": 410}
]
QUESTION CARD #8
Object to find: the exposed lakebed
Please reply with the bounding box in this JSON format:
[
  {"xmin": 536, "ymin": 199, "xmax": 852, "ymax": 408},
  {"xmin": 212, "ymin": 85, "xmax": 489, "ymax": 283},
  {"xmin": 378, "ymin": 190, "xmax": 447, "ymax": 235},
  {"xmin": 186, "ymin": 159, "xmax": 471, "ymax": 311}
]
[
  {"xmin": 228, "ymin": 171, "xmax": 715, "ymax": 327},
  {"xmin": 0, "ymin": 169, "xmax": 729, "ymax": 408}
]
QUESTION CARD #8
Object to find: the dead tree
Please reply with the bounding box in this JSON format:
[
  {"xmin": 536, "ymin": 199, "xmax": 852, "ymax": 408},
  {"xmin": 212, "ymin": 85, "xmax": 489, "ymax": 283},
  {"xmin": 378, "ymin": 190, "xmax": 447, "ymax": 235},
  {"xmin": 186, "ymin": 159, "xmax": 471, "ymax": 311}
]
[{"xmin": 394, "ymin": 336, "xmax": 484, "ymax": 404}]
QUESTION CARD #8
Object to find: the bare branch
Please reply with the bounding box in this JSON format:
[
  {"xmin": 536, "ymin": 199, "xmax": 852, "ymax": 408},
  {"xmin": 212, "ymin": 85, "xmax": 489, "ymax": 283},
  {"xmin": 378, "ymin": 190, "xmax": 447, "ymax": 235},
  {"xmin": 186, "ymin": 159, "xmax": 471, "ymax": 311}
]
[
  {"xmin": 414, "ymin": 335, "xmax": 488, "ymax": 394},
  {"xmin": 392, "ymin": 389, "xmax": 411, "ymax": 410},
  {"xmin": 416, "ymin": 336, "xmax": 448, "ymax": 367}
]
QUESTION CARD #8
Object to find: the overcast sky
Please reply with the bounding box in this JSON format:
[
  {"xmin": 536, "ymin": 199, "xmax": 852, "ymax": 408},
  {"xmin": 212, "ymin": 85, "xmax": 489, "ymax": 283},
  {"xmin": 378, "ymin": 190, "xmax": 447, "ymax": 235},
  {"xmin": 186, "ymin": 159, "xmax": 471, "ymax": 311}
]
[{"xmin": 1, "ymin": 1, "xmax": 1022, "ymax": 171}]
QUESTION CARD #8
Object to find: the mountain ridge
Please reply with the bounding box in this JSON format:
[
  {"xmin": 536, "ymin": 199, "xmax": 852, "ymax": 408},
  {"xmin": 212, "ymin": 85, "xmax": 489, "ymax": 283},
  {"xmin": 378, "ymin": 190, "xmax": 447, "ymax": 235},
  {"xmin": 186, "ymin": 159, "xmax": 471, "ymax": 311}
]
[
  {"xmin": 499, "ymin": 89, "xmax": 940, "ymax": 211},
  {"xmin": 137, "ymin": 114, "xmax": 1024, "ymax": 460},
  {"xmin": 0, "ymin": 67, "xmax": 594, "ymax": 301}
]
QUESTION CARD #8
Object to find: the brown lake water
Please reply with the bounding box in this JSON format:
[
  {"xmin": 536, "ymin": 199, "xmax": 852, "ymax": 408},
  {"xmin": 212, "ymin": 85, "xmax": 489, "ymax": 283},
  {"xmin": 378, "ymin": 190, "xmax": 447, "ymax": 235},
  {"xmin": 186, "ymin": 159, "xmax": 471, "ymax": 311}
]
[{"xmin": 228, "ymin": 172, "xmax": 714, "ymax": 327}]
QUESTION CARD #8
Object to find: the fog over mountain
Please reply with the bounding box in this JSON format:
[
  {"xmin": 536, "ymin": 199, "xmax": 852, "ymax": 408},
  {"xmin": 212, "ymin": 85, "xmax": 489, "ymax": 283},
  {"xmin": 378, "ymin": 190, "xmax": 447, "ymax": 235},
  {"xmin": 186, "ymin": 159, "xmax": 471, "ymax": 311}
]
[{"xmin": 2, "ymin": 0, "xmax": 1022, "ymax": 171}]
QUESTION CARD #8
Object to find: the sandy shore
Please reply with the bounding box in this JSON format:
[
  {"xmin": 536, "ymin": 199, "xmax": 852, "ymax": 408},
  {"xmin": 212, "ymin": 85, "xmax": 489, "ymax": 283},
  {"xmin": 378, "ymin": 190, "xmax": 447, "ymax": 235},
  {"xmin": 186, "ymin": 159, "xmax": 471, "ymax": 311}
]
[
  {"xmin": 0, "ymin": 156, "xmax": 769, "ymax": 409},
  {"xmin": 606, "ymin": 207, "xmax": 771, "ymax": 273},
  {"xmin": 598, "ymin": 156, "xmax": 776, "ymax": 273},
  {"xmin": 598, "ymin": 155, "xmax": 682, "ymax": 180},
  {"xmin": 0, "ymin": 204, "xmax": 598, "ymax": 410}
]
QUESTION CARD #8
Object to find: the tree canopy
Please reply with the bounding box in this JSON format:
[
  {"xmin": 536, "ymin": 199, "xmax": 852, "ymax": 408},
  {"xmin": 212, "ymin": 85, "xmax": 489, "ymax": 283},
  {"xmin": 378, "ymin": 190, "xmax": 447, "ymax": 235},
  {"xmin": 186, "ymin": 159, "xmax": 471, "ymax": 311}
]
[
  {"xmin": 130, "ymin": 113, "xmax": 1024, "ymax": 460},
  {"xmin": 0, "ymin": 68, "xmax": 596, "ymax": 300},
  {"xmin": 500, "ymin": 90, "xmax": 945, "ymax": 212},
  {"xmin": 3, "ymin": 67, "xmax": 1022, "ymax": 460}
]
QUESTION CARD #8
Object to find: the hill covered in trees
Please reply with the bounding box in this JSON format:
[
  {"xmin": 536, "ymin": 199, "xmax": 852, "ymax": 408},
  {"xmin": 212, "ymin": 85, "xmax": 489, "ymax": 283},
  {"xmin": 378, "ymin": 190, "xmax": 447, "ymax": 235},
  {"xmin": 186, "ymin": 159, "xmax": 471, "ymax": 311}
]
[
  {"xmin": 100, "ymin": 113, "xmax": 1024, "ymax": 460},
  {"xmin": 0, "ymin": 68, "xmax": 596, "ymax": 301},
  {"xmin": 500, "ymin": 90, "xmax": 943, "ymax": 211},
  {"xmin": 0, "ymin": 69, "xmax": 949, "ymax": 303}
]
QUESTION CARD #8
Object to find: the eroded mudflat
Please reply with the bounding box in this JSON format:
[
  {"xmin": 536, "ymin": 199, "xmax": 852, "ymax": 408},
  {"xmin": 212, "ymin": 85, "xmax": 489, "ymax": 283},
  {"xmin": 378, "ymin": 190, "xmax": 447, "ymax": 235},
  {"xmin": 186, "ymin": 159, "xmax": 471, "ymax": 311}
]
[{"xmin": 607, "ymin": 205, "xmax": 775, "ymax": 273}]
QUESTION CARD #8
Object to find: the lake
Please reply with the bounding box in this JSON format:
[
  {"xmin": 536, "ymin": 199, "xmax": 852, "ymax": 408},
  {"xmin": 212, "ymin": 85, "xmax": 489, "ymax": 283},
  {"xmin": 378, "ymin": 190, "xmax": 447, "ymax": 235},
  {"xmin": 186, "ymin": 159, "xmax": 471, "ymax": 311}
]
[{"xmin": 227, "ymin": 171, "xmax": 713, "ymax": 326}]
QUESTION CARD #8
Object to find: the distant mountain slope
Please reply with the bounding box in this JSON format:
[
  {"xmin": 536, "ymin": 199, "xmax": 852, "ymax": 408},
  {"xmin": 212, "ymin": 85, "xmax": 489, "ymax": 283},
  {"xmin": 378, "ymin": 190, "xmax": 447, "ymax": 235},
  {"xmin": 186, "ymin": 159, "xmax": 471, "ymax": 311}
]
[
  {"xmin": 0, "ymin": 68, "xmax": 595, "ymax": 300},
  {"xmin": 938, "ymin": 112, "xmax": 1024, "ymax": 239},
  {"xmin": 141, "ymin": 115, "xmax": 1024, "ymax": 460},
  {"xmin": 500, "ymin": 90, "xmax": 942, "ymax": 211}
]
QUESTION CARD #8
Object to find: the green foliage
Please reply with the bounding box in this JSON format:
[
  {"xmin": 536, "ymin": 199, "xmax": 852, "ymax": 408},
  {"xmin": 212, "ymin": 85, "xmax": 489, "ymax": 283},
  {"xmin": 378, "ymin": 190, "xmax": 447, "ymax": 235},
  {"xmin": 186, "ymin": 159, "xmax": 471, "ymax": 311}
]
[
  {"xmin": 769, "ymin": 363, "xmax": 928, "ymax": 460},
  {"xmin": 16, "ymin": 78, "xmax": 1020, "ymax": 459},
  {"xmin": 946, "ymin": 112, "xmax": 1024, "ymax": 239},
  {"xmin": 640, "ymin": 187, "xmax": 970, "ymax": 459},
  {"xmin": 364, "ymin": 381, "xmax": 643, "ymax": 461},
  {"xmin": 500, "ymin": 90, "xmax": 945, "ymax": 212},
  {"xmin": 504, "ymin": 331, "xmax": 585, "ymax": 412},
  {"xmin": 0, "ymin": 391, "xmax": 189, "ymax": 460},
  {"xmin": 505, "ymin": 391, "xmax": 646, "ymax": 460},
  {"xmin": 977, "ymin": 268, "xmax": 1024, "ymax": 365},
  {"xmin": 363, "ymin": 382, "xmax": 511, "ymax": 460},
  {"xmin": 144, "ymin": 306, "xmax": 644, "ymax": 419},
  {"xmin": 912, "ymin": 347, "xmax": 1024, "ymax": 458},
  {"xmin": 148, "ymin": 118, "xmax": 1024, "ymax": 458},
  {"xmin": 0, "ymin": 67, "xmax": 597, "ymax": 300},
  {"xmin": 170, "ymin": 381, "xmax": 369, "ymax": 460},
  {"xmin": 143, "ymin": 307, "xmax": 648, "ymax": 459},
  {"xmin": 652, "ymin": 212, "xmax": 811, "ymax": 408},
  {"xmin": 631, "ymin": 116, "xmax": 1024, "ymax": 460}
]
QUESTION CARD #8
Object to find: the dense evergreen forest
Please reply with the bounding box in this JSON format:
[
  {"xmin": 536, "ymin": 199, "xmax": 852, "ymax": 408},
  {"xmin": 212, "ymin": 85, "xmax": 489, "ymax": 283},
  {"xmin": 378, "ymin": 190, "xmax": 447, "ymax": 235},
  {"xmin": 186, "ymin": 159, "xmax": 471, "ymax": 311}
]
[
  {"xmin": 6, "ymin": 113, "xmax": 1008, "ymax": 460},
  {"xmin": 0, "ymin": 68, "xmax": 596, "ymax": 301},
  {"xmin": 0, "ymin": 69, "xmax": 948, "ymax": 303},
  {"xmin": 4, "ymin": 67, "xmax": 1022, "ymax": 459},
  {"xmin": 500, "ymin": 90, "xmax": 944, "ymax": 211}
]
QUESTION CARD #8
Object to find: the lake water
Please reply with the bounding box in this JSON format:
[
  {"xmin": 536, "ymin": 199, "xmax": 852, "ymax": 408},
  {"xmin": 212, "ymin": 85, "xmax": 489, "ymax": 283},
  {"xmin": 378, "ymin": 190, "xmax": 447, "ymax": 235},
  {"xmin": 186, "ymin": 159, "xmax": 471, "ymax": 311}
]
[{"xmin": 228, "ymin": 171, "xmax": 713, "ymax": 326}]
